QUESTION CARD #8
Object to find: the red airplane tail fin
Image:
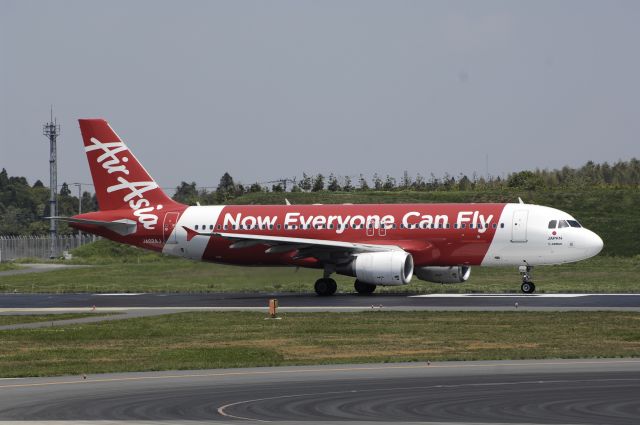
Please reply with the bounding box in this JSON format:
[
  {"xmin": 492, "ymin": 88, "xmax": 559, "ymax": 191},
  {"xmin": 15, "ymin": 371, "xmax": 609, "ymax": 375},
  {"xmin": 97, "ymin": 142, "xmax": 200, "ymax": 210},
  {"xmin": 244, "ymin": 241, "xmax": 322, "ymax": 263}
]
[{"xmin": 78, "ymin": 119, "xmax": 179, "ymax": 212}]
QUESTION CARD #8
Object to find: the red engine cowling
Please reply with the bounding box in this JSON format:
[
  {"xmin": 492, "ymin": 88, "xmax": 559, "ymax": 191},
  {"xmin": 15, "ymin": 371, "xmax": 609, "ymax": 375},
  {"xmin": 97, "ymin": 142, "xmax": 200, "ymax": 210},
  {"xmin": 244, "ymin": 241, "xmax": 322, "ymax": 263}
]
[{"xmin": 414, "ymin": 266, "xmax": 471, "ymax": 283}]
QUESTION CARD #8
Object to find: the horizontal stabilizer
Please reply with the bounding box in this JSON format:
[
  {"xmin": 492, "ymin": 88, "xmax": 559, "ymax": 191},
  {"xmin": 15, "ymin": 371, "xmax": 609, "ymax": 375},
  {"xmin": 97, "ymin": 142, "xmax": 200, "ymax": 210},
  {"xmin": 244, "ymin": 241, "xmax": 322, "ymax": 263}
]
[{"xmin": 47, "ymin": 217, "xmax": 137, "ymax": 236}]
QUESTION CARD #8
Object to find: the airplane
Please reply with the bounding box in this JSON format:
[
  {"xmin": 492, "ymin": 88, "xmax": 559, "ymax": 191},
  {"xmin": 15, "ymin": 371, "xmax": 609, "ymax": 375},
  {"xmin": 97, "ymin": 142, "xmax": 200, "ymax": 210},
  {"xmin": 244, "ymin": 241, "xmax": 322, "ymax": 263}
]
[{"xmin": 54, "ymin": 118, "xmax": 604, "ymax": 296}]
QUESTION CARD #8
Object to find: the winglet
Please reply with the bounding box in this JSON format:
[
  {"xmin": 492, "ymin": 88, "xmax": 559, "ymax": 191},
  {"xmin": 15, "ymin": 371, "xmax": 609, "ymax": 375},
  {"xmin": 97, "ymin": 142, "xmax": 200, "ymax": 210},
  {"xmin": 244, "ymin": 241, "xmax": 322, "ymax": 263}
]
[
  {"xmin": 518, "ymin": 197, "xmax": 524, "ymax": 204},
  {"xmin": 285, "ymin": 198, "xmax": 291, "ymax": 206}
]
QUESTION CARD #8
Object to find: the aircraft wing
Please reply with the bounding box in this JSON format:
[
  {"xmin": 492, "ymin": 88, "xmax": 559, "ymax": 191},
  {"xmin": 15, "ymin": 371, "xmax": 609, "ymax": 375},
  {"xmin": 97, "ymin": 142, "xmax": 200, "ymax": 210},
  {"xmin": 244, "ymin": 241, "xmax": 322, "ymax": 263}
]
[{"xmin": 182, "ymin": 226, "xmax": 402, "ymax": 254}]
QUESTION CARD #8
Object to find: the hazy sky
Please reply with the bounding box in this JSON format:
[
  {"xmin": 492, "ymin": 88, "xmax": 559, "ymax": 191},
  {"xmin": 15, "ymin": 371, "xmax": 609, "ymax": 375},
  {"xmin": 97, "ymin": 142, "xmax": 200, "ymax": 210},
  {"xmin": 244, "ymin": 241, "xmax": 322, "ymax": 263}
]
[{"xmin": 1, "ymin": 0, "xmax": 638, "ymax": 192}]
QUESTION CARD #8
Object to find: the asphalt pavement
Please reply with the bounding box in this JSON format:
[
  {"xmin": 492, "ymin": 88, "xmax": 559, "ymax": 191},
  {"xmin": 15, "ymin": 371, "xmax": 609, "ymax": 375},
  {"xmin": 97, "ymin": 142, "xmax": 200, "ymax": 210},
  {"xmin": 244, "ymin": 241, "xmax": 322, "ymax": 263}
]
[{"xmin": 0, "ymin": 358, "xmax": 638, "ymax": 424}]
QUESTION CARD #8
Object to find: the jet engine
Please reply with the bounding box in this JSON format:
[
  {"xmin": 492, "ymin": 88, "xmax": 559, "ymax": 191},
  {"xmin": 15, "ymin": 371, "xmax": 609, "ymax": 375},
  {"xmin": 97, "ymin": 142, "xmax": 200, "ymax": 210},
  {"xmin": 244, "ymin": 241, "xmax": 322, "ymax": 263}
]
[
  {"xmin": 414, "ymin": 266, "xmax": 471, "ymax": 283},
  {"xmin": 336, "ymin": 251, "xmax": 414, "ymax": 286}
]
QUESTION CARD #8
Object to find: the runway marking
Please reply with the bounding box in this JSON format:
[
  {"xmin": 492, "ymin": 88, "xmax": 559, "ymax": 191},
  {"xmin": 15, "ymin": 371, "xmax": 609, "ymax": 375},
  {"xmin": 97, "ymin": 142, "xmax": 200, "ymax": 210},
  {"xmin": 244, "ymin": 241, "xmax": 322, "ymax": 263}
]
[
  {"xmin": 92, "ymin": 293, "xmax": 145, "ymax": 296},
  {"xmin": 0, "ymin": 359, "xmax": 639, "ymax": 391},
  {"xmin": 412, "ymin": 293, "xmax": 590, "ymax": 298},
  {"xmin": 217, "ymin": 377, "xmax": 640, "ymax": 422},
  {"xmin": 412, "ymin": 293, "xmax": 640, "ymax": 298}
]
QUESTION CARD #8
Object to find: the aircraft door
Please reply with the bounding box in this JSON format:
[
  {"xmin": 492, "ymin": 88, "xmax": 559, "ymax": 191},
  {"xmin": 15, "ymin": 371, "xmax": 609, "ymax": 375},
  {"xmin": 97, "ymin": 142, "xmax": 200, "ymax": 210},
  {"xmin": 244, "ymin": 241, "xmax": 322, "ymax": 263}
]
[
  {"xmin": 163, "ymin": 212, "xmax": 180, "ymax": 243},
  {"xmin": 511, "ymin": 210, "xmax": 528, "ymax": 243},
  {"xmin": 366, "ymin": 217, "xmax": 375, "ymax": 237}
]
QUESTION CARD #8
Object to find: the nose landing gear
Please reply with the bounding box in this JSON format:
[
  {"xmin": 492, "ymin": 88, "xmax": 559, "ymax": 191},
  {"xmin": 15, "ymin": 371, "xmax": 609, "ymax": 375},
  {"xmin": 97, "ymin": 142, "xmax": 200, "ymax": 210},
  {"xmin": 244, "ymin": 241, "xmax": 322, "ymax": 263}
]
[{"xmin": 519, "ymin": 265, "xmax": 535, "ymax": 294}]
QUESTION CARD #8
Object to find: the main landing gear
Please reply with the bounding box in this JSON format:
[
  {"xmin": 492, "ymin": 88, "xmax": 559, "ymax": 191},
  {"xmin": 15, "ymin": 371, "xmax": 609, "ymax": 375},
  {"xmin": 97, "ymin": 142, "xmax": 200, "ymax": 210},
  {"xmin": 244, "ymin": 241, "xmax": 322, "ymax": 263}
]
[
  {"xmin": 314, "ymin": 278, "xmax": 337, "ymax": 296},
  {"xmin": 519, "ymin": 265, "xmax": 536, "ymax": 294},
  {"xmin": 354, "ymin": 280, "xmax": 376, "ymax": 295}
]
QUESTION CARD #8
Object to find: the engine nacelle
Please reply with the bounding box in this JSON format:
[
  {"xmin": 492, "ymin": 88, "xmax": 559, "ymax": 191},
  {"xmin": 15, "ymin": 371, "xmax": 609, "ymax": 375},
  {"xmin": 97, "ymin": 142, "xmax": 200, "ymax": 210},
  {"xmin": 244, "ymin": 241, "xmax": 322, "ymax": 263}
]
[
  {"xmin": 337, "ymin": 251, "xmax": 414, "ymax": 286},
  {"xmin": 414, "ymin": 266, "xmax": 471, "ymax": 284}
]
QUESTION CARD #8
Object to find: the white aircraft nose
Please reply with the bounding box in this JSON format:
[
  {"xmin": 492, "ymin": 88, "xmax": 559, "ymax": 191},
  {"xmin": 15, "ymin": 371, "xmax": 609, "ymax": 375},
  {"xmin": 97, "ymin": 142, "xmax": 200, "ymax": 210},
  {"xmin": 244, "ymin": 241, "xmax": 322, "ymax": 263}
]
[{"xmin": 586, "ymin": 230, "xmax": 604, "ymax": 257}]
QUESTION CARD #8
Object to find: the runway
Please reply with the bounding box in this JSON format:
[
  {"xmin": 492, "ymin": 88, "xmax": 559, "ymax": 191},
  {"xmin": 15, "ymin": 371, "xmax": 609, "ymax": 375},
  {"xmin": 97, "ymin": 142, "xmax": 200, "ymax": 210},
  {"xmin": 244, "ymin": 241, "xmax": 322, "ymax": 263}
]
[
  {"xmin": 2, "ymin": 292, "xmax": 639, "ymax": 330},
  {"xmin": 1, "ymin": 292, "xmax": 640, "ymax": 312},
  {"xmin": 0, "ymin": 359, "xmax": 638, "ymax": 424}
]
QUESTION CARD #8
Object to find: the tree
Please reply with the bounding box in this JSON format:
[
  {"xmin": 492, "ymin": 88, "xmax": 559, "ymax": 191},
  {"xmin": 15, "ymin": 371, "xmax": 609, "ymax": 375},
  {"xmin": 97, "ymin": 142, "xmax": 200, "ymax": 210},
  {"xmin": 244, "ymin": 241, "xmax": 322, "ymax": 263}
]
[
  {"xmin": 312, "ymin": 174, "xmax": 325, "ymax": 192},
  {"xmin": 216, "ymin": 172, "xmax": 235, "ymax": 203},
  {"xmin": 249, "ymin": 182, "xmax": 263, "ymax": 193},
  {"xmin": 401, "ymin": 171, "xmax": 412, "ymax": 189},
  {"xmin": 300, "ymin": 173, "xmax": 312, "ymax": 192},
  {"xmin": 458, "ymin": 175, "xmax": 472, "ymax": 191},
  {"xmin": 173, "ymin": 181, "xmax": 199, "ymax": 205},
  {"xmin": 343, "ymin": 176, "xmax": 354, "ymax": 191},
  {"xmin": 372, "ymin": 173, "xmax": 383, "ymax": 190},
  {"xmin": 507, "ymin": 171, "xmax": 544, "ymax": 190},
  {"xmin": 59, "ymin": 182, "xmax": 71, "ymax": 196},
  {"xmin": 327, "ymin": 174, "xmax": 341, "ymax": 191},
  {"xmin": 0, "ymin": 168, "xmax": 8, "ymax": 189},
  {"xmin": 81, "ymin": 191, "xmax": 97, "ymax": 213},
  {"xmin": 358, "ymin": 174, "xmax": 369, "ymax": 191},
  {"xmin": 383, "ymin": 175, "xmax": 396, "ymax": 190}
]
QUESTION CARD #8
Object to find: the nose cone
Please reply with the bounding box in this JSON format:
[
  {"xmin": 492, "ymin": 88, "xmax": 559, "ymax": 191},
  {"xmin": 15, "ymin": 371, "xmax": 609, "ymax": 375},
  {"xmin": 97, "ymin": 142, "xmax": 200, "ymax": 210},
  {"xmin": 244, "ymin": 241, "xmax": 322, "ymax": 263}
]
[{"xmin": 586, "ymin": 230, "xmax": 604, "ymax": 258}]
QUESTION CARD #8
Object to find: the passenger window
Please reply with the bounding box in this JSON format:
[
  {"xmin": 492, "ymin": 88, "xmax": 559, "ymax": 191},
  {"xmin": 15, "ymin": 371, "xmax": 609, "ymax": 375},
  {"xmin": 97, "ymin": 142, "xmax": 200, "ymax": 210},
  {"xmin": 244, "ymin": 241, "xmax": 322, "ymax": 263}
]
[
  {"xmin": 277, "ymin": 224, "xmax": 281, "ymax": 230},
  {"xmin": 195, "ymin": 225, "xmax": 199, "ymax": 230},
  {"xmin": 492, "ymin": 223, "xmax": 497, "ymax": 229},
  {"xmin": 469, "ymin": 224, "xmax": 474, "ymax": 229},
  {"xmin": 558, "ymin": 220, "xmax": 570, "ymax": 228},
  {"xmin": 500, "ymin": 223, "xmax": 504, "ymax": 228},
  {"xmin": 567, "ymin": 220, "xmax": 582, "ymax": 228},
  {"xmin": 446, "ymin": 224, "xmax": 450, "ymax": 229},
  {"xmin": 548, "ymin": 220, "xmax": 557, "ymax": 229},
  {"xmin": 461, "ymin": 224, "xmax": 466, "ymax": 229},
  {"xmin": 217, "ymin": 224, "xmax": 221, "ymax": 230}
]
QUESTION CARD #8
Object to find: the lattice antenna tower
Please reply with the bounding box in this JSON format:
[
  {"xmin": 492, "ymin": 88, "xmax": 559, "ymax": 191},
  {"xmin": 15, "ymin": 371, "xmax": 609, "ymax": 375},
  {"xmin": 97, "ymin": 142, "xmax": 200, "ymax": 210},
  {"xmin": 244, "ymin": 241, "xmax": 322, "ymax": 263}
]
[{"xmin": 43, "ymin": 107, "xmax": 61, "ymax": 258}]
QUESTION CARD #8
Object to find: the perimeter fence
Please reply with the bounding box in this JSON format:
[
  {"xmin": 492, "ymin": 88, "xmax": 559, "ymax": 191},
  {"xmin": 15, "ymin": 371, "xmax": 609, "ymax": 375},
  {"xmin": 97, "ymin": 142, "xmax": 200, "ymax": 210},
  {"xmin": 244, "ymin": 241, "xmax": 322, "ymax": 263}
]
[{"xmin": 0, "ymin": 234, "xmax": 98, "ymax": 262}]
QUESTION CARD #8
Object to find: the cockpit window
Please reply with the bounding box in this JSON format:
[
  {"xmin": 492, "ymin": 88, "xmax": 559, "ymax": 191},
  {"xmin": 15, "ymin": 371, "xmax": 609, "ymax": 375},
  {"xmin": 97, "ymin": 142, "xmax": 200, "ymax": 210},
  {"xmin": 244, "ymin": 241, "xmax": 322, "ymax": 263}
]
[
  {"xmin": 567, "ymin": 220, "xmax": 582, "ymax": 228},
  {"xmin": 558, "ymin": 220, "xmax": 570, "ymax": 228},
  {"xmin": 548, "ymin": 220, "xmax": 557, "ymax": 229}
]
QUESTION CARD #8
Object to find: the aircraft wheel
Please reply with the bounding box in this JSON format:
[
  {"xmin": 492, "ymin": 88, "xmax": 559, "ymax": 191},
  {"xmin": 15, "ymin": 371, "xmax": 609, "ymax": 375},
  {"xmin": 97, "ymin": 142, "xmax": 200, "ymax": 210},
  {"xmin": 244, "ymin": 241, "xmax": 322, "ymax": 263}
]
[
  {"xmin": 354, "ymin": 280, "xmax": 376, "ymax": 295},
  {"xmin": 521, "ymin": 281, "xmax": 536, "ymax": 294},
  {"xmin": 315, "ymin": 278, "xmax": 337, "ymax": 296}
]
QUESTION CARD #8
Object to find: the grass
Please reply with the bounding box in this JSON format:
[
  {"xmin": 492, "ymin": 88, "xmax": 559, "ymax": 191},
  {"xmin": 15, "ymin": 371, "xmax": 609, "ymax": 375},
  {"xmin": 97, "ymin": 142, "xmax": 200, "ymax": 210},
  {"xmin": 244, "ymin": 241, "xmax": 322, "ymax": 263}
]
[
  {"xmin": 0, "ymin": 311, "xmax": 638, "ymax": 377},
  {"xmin": 0, "ymin": 263, "xmax": 20, "ymax": 272},
  {"xmin": 1, "ymin": 254, "xmax": 638, "ymax": 294},
  {"xmin": 0, "ymin": 313, "xmax": 110, "ymax": 326}
]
